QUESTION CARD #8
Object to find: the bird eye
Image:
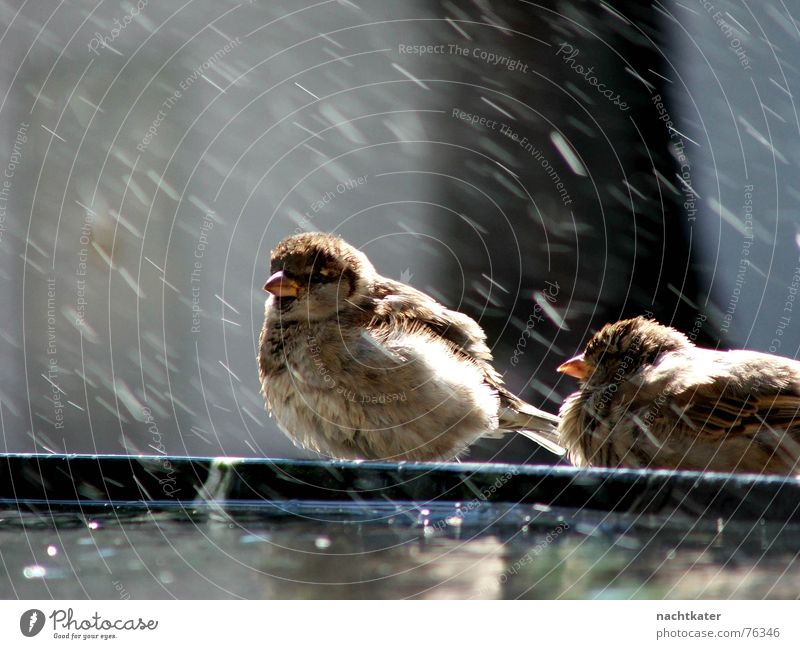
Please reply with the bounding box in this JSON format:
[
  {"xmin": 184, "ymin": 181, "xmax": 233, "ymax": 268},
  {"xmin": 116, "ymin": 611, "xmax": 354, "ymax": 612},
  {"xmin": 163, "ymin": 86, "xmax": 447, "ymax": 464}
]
[{"xmin": 309, "ymin": 269, "xmax": 337, "ymax": 284}]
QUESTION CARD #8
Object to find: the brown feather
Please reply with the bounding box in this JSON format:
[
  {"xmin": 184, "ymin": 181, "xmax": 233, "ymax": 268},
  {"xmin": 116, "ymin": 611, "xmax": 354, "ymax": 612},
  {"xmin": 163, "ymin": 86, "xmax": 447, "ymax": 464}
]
[
  {"xmin": 258, "ymin": 232, "xmax": 563, "ymax": 461},
  {"xmin": 558, "ymin": 317, "xmax": 800, "ymax": 474},
  {"xmin": 366, "ymin": 278, "xmax": 560, "ymax": 437}
]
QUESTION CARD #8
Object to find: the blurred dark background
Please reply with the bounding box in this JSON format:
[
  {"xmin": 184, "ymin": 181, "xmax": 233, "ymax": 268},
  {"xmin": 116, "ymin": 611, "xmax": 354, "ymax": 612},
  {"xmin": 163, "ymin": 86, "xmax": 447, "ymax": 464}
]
[{"xmin": 1, "ymin": 0, "xmax": 798, "ymax": 463}]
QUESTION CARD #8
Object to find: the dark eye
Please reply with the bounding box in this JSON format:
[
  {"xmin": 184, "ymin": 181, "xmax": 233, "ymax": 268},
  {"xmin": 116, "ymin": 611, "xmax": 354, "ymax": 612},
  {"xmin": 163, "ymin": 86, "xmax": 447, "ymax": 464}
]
[{"xmin": 310, "ymin": 269, "xmax": 339, "ymax": 284}]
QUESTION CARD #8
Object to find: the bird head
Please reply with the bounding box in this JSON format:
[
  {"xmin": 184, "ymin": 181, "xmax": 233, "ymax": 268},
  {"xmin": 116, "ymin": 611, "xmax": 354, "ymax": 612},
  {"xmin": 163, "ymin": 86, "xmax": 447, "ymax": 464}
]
[
  {"xmin": 264, "ymin": 232, "xmax": 376, "ymax": 321},
  {"xmin": 557, "ymin": 316, "xmax": 691, "ymax": 387}
]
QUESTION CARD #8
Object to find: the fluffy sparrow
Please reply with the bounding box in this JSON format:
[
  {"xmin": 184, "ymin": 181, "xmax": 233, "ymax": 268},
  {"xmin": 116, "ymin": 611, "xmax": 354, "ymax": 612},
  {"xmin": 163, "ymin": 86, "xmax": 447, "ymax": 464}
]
[
  {"xmin": 557, "ymin": 316, "xmax": 800, "ymax": 474},
  {"xmin": 258, "ymin": 232, "xmax": 563, "ymax": 462}
]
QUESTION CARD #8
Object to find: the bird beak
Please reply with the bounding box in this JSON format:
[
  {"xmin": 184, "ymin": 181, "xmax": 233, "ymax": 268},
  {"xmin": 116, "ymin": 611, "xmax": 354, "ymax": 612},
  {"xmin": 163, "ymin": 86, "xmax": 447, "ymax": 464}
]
[
  {"xmin": 263, "ymin": 271, "xmax": 300, "ymax": 297},
  {"xmin": 557, "ymin": 354, "xmax": 588, "ymax": 380}
]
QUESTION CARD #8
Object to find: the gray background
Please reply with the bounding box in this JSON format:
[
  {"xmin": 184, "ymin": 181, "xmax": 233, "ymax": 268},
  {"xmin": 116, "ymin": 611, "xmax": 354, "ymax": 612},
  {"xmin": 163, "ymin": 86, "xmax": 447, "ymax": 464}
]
[{"xmin": 0, "ymin": 0, "xmax": 797, "ymax": 462}]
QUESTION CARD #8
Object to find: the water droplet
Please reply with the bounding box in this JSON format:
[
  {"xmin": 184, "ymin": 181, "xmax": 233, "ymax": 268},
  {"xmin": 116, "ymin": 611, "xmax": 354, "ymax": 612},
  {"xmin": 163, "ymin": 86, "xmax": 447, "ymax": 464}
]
[{"xmin": 23, "ymin": 565, "xmax": 47, "ymax": 579}]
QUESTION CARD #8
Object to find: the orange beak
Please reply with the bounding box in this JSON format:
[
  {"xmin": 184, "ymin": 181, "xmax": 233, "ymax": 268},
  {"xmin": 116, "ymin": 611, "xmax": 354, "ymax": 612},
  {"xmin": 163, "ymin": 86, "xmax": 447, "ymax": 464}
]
[
  {"xmin": 263, "ymin": 271, "xmax": 300, "ymax": 298},
  {"xmin": 557, "ymin": 354, "xmax": 588, "ymax": 380}
]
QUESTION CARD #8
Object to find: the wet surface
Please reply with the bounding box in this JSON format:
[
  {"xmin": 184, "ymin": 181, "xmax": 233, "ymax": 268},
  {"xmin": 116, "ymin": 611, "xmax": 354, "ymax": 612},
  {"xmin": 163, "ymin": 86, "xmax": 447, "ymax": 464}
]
[
  {"xmin": 2, "ymin": 455, "xmax": 799, "ymax": 599},
  {"xmin": 2, "ymin": 502, "xmax": 798, "ymax": 599}
]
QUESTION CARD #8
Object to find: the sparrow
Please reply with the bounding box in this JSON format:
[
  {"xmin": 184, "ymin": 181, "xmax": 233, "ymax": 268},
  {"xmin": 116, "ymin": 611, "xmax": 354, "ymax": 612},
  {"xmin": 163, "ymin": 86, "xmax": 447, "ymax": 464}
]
[
  {"xmin": 556, "ymin": 316, "xmax": 800, "ymax": 474},
  {"xmin": 257, "ymin": 232, "xmax": 563, "ymax": 462}
]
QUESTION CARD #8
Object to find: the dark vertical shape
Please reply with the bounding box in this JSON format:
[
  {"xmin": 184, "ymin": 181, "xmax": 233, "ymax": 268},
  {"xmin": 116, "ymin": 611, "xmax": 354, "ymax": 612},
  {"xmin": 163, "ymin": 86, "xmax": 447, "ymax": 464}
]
[{"xmin": 421, "ymin": 1, "xmax": 707, "ymax": 461}]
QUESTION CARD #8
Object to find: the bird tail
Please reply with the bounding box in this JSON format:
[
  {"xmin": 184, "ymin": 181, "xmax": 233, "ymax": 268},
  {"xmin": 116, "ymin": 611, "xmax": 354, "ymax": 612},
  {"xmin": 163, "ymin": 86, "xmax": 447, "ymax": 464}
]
[{"xmin": 499, "ymin": 402, "xmax": 566, "ymax": 456}]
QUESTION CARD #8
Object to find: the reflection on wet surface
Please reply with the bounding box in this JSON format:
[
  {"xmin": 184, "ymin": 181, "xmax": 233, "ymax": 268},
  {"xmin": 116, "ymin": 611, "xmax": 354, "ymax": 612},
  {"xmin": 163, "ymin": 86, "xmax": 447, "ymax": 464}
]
[{"xmin": 2, "ymin": 503, "xmax": 798, "ymax": 599}]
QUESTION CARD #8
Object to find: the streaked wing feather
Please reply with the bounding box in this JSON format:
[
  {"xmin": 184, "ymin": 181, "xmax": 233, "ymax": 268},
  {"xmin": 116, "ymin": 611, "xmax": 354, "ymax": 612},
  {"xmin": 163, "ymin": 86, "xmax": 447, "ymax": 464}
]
[
  {"xmin": 516, "ymin": 429, "xmax": 567, "ymax": 456},
  {"xmin": 367, "ymin": 278, "xmax": 563, "ymax": 447},
  {"xmin": 677, "ymin": 385, "xmax": 800, "ymax": 440},
  {"xmin": 368, "ymin": 279, "xmax": 497, "ymax": 374}
]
